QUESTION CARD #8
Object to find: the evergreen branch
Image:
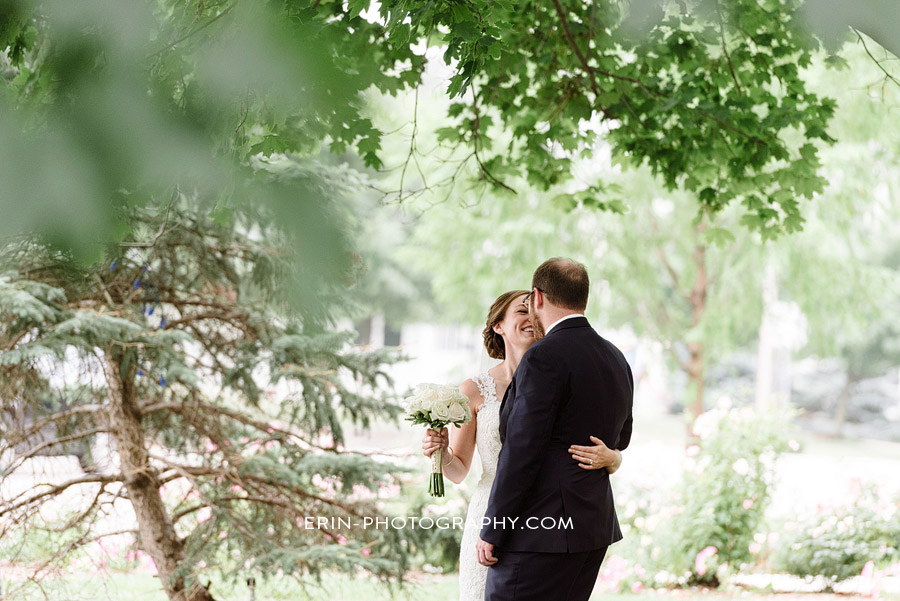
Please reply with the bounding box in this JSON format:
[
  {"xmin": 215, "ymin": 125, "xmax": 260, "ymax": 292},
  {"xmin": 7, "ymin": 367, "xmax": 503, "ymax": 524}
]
[
  {"xmin": 93, "ymin": 274, "xmax": 114, "ymax": 305},
  {"xmin": 39, "ymin": 482, "xmax": 110, "ymax": 533},
  {"xmin": 151, "ymin": 461, "xmax": 367, "ymax": 516},
  {"xmin": 164, "ymin": 310, "xmax": 247, "ymax": 330},
  {"xmin": 3, "ymin": 426, "xmax": 108, "ymax": 474},
  {"xmin": 171, "ymin": 494, "xmax": 295, "ymax": 523},
  {"xmin": 118, "ymin": 191, "xmax": 178, "ymax": 248},
  {"xmin": 141, "ymin": 399, "xmax": 318, "ymax": 448},
  {"xmin": 0, "ymin": 404, "xmax": 105, "ymax": 453},
  {"xmin": 0, "ymin": 474, "xmax": 122, "ymax": 517}
]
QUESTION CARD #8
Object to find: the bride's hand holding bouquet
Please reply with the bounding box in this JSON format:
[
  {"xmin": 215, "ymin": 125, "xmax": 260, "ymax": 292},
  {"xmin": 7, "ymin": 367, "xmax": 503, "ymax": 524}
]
[{"xmin": 404, "ymin": 384, "xmax": 472, "ymax": 497}]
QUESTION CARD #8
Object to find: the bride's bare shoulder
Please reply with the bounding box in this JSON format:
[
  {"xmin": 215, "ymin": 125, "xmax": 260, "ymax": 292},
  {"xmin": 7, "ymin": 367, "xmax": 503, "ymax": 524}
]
[{"xmin": 459, "ymin": 379, "xmax": 483, "ymax": 412}]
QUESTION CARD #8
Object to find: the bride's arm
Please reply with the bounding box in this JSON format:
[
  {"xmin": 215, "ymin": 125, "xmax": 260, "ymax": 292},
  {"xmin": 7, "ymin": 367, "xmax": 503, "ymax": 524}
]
[
  {"xmin": 421, "ymin": 379, "xmax": 481, "ymax": 484},
  {"xmin": 568, "ymin": 436, "xmax": 623, "ymax": 474}
]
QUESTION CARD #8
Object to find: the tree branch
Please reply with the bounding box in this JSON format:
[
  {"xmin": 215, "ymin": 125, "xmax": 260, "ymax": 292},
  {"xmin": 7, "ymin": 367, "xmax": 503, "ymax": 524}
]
[
  {"xmin": 855, "ymin": 28, "xmax": 900, "ymax": 89},
  {"xmin": 469, "ymin": 86, "xmax": 517, "ymax": 194},
  {"xmin": 148, "ymin": 4, "xmax": 236, "ymax": 59},
  {"xmin": 1, "ymin": 405, "xmax": 105, "ymax": 451},
  {"xmin": 0, "ymin": 474, "xmax": 122, "ymax": 517},
  {"xmin": 715, "ymin": 0, "xmax": 743, "ymax": 94}
]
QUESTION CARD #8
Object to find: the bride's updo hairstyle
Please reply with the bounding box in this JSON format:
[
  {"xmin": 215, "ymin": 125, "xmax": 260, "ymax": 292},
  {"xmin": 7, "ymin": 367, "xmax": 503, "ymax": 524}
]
[{"xmin": 482, "ymin": 290, "xmax": 530, "ymax": 360}]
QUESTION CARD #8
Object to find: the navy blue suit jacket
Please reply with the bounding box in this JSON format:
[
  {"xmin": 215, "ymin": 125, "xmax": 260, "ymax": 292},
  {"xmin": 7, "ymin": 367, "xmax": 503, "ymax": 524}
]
[{"xmin": 479, "ymin": 316, "xmax": 634, "ymax": 553}]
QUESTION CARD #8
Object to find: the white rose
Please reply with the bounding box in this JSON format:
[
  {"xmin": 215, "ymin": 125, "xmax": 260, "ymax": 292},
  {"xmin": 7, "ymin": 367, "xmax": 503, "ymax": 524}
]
[
  {"xmin": 432, "ymin": 401, "xmax": 451, "ymax": 421},
  {"xmin": 418, "ymin": 396, "xmax": 436, "ymax": 416},
  {"xmin": 403, "ymin": 396, "xmax": 421, "ymax": 413},
  {"xmin": 447, "ymin": 402, "xmax": 466, "ymax": 422},
  {"xmin": 415, "ymin": 383, "xmax": 438, "ymax": 399}
]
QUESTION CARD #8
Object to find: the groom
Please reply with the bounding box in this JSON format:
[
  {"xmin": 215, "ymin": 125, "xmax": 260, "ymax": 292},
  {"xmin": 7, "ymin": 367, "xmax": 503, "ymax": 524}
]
[{"xmin": 475, "ymin": 258, "xmax": 634, "ymax": 601}]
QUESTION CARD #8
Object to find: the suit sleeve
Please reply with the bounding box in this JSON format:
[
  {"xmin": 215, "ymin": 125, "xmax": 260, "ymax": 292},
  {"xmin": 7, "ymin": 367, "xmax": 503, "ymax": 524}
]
[
  {"xmin": 615, "ymin": 361, "xmax": 634, "ymax": 451},
  {"xmin": 480, "ymin": 346, "xmax": 564, "ymax": 546}
]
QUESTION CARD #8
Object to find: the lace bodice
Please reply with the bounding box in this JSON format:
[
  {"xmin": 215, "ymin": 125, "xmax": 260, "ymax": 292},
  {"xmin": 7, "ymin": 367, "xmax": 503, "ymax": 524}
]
[
  {"xmin": 458, "ymin": 371, "xmax": 502, "ymax": 601},
  {"xmin": 471, "ymin": 372, "xmax": 502, "ymax": 480}
]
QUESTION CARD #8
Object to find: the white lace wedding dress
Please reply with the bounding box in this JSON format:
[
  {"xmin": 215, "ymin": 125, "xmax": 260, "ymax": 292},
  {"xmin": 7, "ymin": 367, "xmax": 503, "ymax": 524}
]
[{"xmin": 458, "ymin": 371, "xmax": 502, "ymax": 601}]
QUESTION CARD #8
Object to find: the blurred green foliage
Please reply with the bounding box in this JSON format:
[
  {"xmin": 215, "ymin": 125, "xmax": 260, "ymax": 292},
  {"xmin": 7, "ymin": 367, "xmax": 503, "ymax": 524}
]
[
  {"xmin": 0, "ymin": 0, "xmax": 421, "ymax": 312},
  {"xmin": 380, "ymin": 0, "xmax": 838, "ymax": 236},
  {"xmin": 610, "ymin": 405, "xmax": 794, "ymax": 589},
  {"xmin": 774, "ymin": 490, "xmax": 900, "ymax": 584},
  {"xmin": 4, "ymin": 0, "xmax": 896, "ymax": 275}
]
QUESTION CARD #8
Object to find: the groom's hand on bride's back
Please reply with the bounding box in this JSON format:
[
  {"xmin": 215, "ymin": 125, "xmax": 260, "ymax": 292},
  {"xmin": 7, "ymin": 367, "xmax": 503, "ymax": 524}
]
[
  {"xmin": 475, "ymin": 537, "xmax": 498, "ymax": 566},
  {"xmin": 421, "ymin": 427, "xmax": 448, "ymax": 457}
]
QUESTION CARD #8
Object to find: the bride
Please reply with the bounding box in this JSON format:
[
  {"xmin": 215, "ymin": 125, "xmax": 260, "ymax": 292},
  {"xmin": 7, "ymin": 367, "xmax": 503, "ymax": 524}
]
[{"xmin": 421, "ymin": 290, "xmax": 624, "ymax": 601}]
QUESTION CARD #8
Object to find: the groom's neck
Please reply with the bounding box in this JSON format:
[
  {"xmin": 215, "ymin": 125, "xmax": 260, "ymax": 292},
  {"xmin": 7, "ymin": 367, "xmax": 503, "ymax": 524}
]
[{"xmin": 540, "ymin": 306, "xmax": 582, "ymax": 328}]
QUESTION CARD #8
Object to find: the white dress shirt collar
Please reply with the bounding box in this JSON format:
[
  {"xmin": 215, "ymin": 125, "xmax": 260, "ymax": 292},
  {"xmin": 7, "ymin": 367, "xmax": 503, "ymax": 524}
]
[{"xmin": 544, "ymin": 313, "xmax": 585, "ymax": 336}]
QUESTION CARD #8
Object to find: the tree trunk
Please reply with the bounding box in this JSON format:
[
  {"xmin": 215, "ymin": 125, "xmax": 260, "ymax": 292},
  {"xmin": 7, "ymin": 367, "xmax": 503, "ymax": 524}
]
[
  {"xmin": 686, "ymin": 232, "xmax": 708, "ymax": 435},
  {"xmin": 755, "ymin": 261, "xmax": 777, "ymax": 409},
  {"xmin": 104, "ymin": 350, "xmax": 215, "ymax": 601},
  {"xmin": 686, "ymin": 343, "xmax": 705, "ymax": 424},
  {"xmin": 834, "ymin": 372, "xmax": 853, "ymax": 438}
]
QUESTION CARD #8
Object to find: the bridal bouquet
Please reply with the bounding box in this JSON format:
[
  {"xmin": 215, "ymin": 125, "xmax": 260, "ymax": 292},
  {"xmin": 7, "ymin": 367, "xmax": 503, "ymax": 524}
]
[{"xmin": 404, "ymin": 384, "xmax": 472, "ymax": 497}]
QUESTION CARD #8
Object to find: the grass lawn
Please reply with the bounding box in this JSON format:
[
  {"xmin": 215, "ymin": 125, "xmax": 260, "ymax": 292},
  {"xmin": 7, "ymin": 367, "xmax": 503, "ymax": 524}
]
[{"xmin": 3, "ymin": 571, "xmax": 895, "ymax": 601}]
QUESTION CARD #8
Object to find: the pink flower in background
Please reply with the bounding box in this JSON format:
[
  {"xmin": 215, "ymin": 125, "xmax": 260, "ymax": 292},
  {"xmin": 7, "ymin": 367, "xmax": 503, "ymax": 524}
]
[
  {"xmin": 197, "ymin": 507, "xmax": 212, "ymax": 523},
  {"xmin": 377, "ymin": 483, "xmax": 402, "ymax": 498},
  {"xmin": 129, "ymin": 549, "xmax": 156, "ymax": 572},
  {"xmin": 361, "ymin": 548, "xmax": 371, "ymax": 556},
  {"xmin": 230, "ymin": 485, "xmax": 242, "ymax": 493},
  {"xmin": 205, "ymin": 441, "xmax": 218, "ymax": 452},
  {"xmin": 862, "ymin": 561, "xmax": 875, "ymax": 578},
  {"xmin": 631, "ymin": 582, "xmax": 643, "ymax": 593},
  {"xmin": 597, "ymin": 555, "xmax": 629, "ymax": 592},
  {"xmin": 336, "ymin": 534, "xmax": 348, "ymax": 545},
  {"xmin": 743, "ymin": 499, "xmax": 754, "ymax": 509},
  {"xmin": 219, "ymin": 531, "xmax": 228, "ymax": 539},
  {"xmin": 695, "ymin": 546, "xmax": 718, "ymax": 576},
  {"xmin": 860, "ymin": 561, "xmax": 879, "ymax": 598},
  {"xmin": 350, "ymin": 484, "xmax": 376, "ymax": 501},
  {"xmin": 265, "ymin": 440, "xmax": 277, "ymax": 449}
]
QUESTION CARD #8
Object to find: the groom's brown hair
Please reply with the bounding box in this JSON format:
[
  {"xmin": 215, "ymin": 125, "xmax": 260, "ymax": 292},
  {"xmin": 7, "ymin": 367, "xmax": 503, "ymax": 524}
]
[{"xmin": 532, "ymin": 258, "xmax": 589, "ymax": 311}]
